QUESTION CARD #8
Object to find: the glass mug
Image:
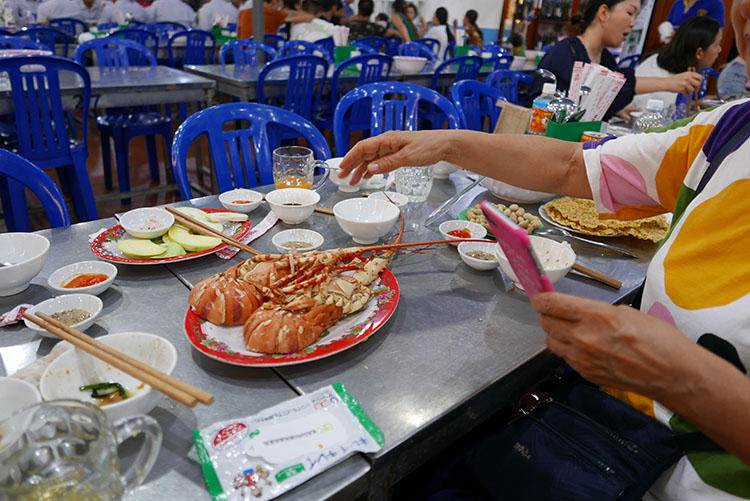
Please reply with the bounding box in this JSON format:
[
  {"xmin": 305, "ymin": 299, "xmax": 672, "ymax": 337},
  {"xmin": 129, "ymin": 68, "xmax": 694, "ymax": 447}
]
[
  {"xmin": 0, "ymin": 400, "xmax": 162, "ymax": 500},
  {"xmin": 272, "ymin": 146, "xmax": 329, "ymax": 190}
]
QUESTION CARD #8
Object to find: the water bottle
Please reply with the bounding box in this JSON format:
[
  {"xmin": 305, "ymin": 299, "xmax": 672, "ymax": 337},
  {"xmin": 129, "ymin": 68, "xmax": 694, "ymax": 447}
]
[
  {"xmin": 633, "ymin": 99, "xmax": 668, "ymax": 133},
  {"xmin": 528, "ymin": 82, "xmax": 556, "ymax": 135}
]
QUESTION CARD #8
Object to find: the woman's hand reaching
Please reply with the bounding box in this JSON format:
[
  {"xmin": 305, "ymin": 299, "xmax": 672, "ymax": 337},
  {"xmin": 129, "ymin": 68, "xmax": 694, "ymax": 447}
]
[{"xmin": 670, "ymin": 70, "xmax": 704, "ymax": 94}]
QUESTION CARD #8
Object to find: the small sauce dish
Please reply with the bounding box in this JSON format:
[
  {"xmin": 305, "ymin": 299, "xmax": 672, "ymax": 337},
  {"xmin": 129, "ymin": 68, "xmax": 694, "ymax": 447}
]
[
  {"xmin": 271, "ymin": 229, "xmax": 324, "ymax": 254},
  {"xmin": 265, "ymin": 188, "xmax": 320, "ymax": 224},
  {"xmin": 439, "ymin": 220, "xmax": 487, "ymax": 246},
  {"xmin": 48, "ymin": 260, "xmax": 117, "ymax": 296},
  {"xmin": 457, "ymin": 241, "xmax": 498, "ymax": 271},
  {"xmin": 119, "ymin": 207, "xmax": 174, "ymax": 239},
  {"xmin": 24, "ymin": 294, "xmax": 103, "ymax": 337},
  {"xmin": 219, "ymin": 188, "xmax": 264, "ymax": 213}
]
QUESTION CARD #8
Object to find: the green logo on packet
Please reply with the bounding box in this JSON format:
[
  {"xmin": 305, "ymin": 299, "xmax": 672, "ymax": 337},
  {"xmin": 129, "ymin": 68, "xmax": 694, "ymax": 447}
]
[
  {"xmin": 248, "ymin": 428, "xmax": 260, "ymax": 439},
  {"xmin": 275, "ymin": 464, "xmax": 305, "ymax": 483}
]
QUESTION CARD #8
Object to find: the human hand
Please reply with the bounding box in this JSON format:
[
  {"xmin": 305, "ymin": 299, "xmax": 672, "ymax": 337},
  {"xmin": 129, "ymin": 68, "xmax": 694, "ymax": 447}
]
[
  {"xmin": 339, "ymin": 130, "xmax": 454, "ymax": 184},
  {"xmin": 670, "ymin": 71, "xmax": 703, "ymax": 94},
  {"xmin": 530, "ymin": 292, "xmax": 697, "ymax": 400}
]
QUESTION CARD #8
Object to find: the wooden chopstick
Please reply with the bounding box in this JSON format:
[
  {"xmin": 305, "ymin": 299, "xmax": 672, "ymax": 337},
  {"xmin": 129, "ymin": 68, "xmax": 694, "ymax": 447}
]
[
  {"xmin": 23, "ymin": 312, "xmax": 214, "ymax": 407},
  {"xmin": 165, "ymin": 206, "xmax": 261, "ymax": 256},
  {"xmin": 687, "ymin": 66, "xmax": 697, "ymax": 115},
  {"xmin": 572, "ymin": 263, "xmax": 622, "ymax": 289},
  {"xmin": 314, "ymin": 206, "xmax": 334, "ymax": 215}
]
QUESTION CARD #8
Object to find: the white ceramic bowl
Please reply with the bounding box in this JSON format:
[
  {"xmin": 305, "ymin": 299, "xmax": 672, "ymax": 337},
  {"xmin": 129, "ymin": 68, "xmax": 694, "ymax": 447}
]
[
  {"xmin": 271, "ymin": 229, "xmax": 324, "ymax": 254},
  {"xmin": 39, "ymin": 332, "xmax": 177, "ymax": 422},
  {"xmin": 24, "ymin": 294, "xmax": 103, "ymax": 337},
  {"xmin": 265, "ymin": 188, "xmax": 320, "ymax": 224},
  {"xmin": 480, "ymin": 178, "xmax": 553, "ymax": 204},
  {"xmin": 432, "ymin": 161, "xmax": 458, "ymax": 179},
  {"xmin": 333, "ymin": 198, "xmax": 400, "ymax": 244},
  {"xmin": 439, "ymin": 220, "xmax": 487, "ymax": 246},
  {"xmin": 0, "ymin": 233, "xmax": 50, "ymax": 296},
  {"xmin": 368, "ymin": 191, "xmax": 409, "ymax": 208},
  {"xmin": 0, "ymin": 377, "xmax": 41, "ymax": 422},
  {"xmin": 327, "ymin": 157, "xmax": 363, "ymax": 193},
  {"xmin": 219, "ymin": 188, "xmax": 264, "ymax": 213},
  {"xmin": 457, "ymin": 241, "xmax": 499, "ymax": 271},
  {"xmin": 48, "ymin": 261, "xmax": 117, "ymax": 296},
  {"xmin": 393, "ymin": 55, "xmax": 428, "ymax": 73},
  {"xmin": 119, "ymin": 207, "xmax": 174, "ymax": 239},
  {"xmin": 494, "ymin": 235, "xmax": 576, "ymax": 287}
]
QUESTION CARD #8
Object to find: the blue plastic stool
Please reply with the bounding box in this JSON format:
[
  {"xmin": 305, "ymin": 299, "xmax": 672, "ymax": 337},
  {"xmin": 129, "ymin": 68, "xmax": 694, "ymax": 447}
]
[{"xmin": 451, "ymin": 80, "xmax": 507, "ymax": 131}]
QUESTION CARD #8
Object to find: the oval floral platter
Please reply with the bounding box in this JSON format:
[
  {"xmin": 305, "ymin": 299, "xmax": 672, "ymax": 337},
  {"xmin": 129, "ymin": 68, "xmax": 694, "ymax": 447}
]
[
  {"xmin": 184, "ymin": 270, "xmax": 399, "ymax": 367},
  {"xmin": 91, "ymin": 208, "xmax": 252, "ymax": 265}
]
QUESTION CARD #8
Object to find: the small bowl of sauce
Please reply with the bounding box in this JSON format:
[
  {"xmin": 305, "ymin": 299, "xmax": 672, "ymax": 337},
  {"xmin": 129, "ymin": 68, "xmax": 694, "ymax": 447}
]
[
  {"xmin": 458, "ymin": 241, "xmax": 498, "ymax": 271},
  {"xmin": 219, "ymin": 189, "xmax": 264, "ymax": 213},
  {"xmin": 48, "ymin": 261, "xmax": 117, "ymax": 296},
  {"xmin": 271, "ymin": 229, "xmax": 324, "ymax": 254},
  {"xmin": 24, "ymin": 293, "xmax": 103, "ymax": 337}
]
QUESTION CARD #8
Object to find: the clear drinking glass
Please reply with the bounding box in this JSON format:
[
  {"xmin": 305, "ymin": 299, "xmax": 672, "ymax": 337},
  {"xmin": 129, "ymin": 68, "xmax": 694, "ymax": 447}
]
[
  {"xmin": 394, "ymin": 166, "xmax": 434, "ymax": 203},
  {"xmin": 0, "ymin": 400, "xmax": 162, "ymax": 501},
  {"xmin": 272, "ymin": 146, "xmax": 329, "ymax": 190}
]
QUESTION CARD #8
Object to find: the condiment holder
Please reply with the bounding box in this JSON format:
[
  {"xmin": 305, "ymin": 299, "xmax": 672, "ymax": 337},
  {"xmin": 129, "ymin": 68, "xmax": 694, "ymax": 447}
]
[
  {"xmin": 24, "ymin": 294, "xmax": 103, "ymax": 337},
  {"xmin": 48, "ymin": 261, "xmax": 117, "ymax": 296},
  {"xmin": 271, "ymin": 229, "xmax": 325, "ymax": 254}
]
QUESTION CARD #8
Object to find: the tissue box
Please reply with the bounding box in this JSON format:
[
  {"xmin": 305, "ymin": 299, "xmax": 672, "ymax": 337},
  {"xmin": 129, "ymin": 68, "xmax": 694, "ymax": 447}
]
[{"xmin": 544, "ymin": 119, "xmax": 602, "ymax": 142}]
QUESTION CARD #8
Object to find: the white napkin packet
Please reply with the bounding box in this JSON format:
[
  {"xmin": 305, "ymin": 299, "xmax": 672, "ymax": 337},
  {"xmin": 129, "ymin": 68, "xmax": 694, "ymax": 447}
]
[{"xmin": 193, "ymin": 383, "xmax": 383, "ymax": 500}]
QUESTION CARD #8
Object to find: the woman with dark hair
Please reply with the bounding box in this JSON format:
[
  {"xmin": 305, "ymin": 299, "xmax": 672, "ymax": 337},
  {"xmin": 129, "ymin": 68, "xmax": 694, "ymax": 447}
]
[
  {"xmin": 530, "ymin": 0, "xmax": 703, "ymax": 118},
  {"xmin": 632, "ymin": 16, "xmax": 722, "ymax": 110},
  {"xmin": 418, "ymin": 7, "xmax": 454, "ymax": 61},
  {"xmin": 390, "ymin": 0, "xmax": 417, "ymax": 41},
  {"xmin": 463, "ymin": 9, "xmax": 483, "ymax": 47}
]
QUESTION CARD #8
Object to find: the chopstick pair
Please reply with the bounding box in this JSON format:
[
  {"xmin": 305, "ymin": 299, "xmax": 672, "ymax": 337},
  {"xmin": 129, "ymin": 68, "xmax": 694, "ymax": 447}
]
[
  {"xmin": 165, "ymin": 206, "xmax": 262, "ymax": 256},
  {"xmin": 22, "ymin": 312, "xmax": 214, "ymax": 408},
  {"xmin": 685, "ymin": 66, "xmax": 699, "ymax": 116}
]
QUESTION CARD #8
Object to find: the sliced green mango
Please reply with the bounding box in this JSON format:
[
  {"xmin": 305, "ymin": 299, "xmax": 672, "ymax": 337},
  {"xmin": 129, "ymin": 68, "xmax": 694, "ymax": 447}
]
[
  {"xmin": 167, "ymin": 225, "xmax": 221, "ymax": 252},
  {"xmin": 151, "ymin": 241, "xmax": 186, "ymax": 259},
  {"xmin": 118, "ymin": 239, "xmax": 168, "ymax": 258}
]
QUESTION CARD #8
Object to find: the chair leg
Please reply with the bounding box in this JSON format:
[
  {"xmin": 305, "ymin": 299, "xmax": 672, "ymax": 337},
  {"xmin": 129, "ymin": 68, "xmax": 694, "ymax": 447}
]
[
  {"xmin": 0, "ymin": 177, "xmax": 31, "ymax": 232},
  {"xmin": 68, "ymin": 151, "xmax": 99, "ymax": 222},
  {"xmin": 113, "ymin": 128, "xmax": 132, "ymax": 205},
  {"xmin": 145, "ymin": 135, "xmax": 160, "ymax": 183},
  {"xmin": 161, "ymin": 126, "xmax": 174, "ymax": 185},
  {"xmin": 99, "ymin": 129, "xmax": 114, "ymax": 190},
  {"xmin": 178, "ymin": 102, "xmax": 187, "ymax": 123}
]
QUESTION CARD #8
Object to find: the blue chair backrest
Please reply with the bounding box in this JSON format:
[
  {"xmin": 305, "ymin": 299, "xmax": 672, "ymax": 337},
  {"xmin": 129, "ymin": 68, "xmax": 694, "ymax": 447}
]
[
  {"xmin": 333, "ymin": 81, "xmax": 460, "ymax": 154},
  {"xmin": 97, "ymin": 22, "xmax": 119, "ymax": 30},
  {"xmin": 257, "ymin": 54, "xmax": 329, "ymax": 121},
  {"xmin": 171, "ymin": 102, "xmax": 330, "ymax": 198},
  {"xmin": 279, "ymin": 39, "xmax": 318, "ymax": 57},
  {"xmin": 264, "ymin": 33, "xmax": 285, "ymax": 52},
  {"xmin": 699, "ymin": 67, "xmax": 719, "ymax": 98},
  {"xmin": 443, "ymin": 40, "xmax": 455, "ymax": 60},
  {"xmin": 168, "ymin": 29, "xmax": 216, "ymax": 66},
  {"xmin": 147, "ymin": 21, "xmax": 187, "ymax": 33},
  {"xmin": 484, "ymin": 44, "xmax": 510, "ymax": 57},
  {"xmin": 541, "ymin": 43, "xmax": 554, "ymax": 52},
  {"xmin": 415, "ymin": 37, "xmax": 440, "ymax": 55},
  {"xmin": 430, "ymin": 55, "xmax": 482, "ymax": 94},
  {"xmin": 384, "ymin": 36, "xmax": 401, "ymax": 56},
  {"xmin": 330, "ymin": 53, "xmax": 391, "ymax": 113},
  {"xmin": 16, "ymin": 27, "xmax": 74, "ymax": 54},
  {"xmin": 111, "ymin": 28, "xmax": 159, "ymax": 63},
  {"xmin": 0, "ymin": 34, "xmax": 44, "ymax": 50},
  {"xmin": 351, "ymin": 40, "xmax": 378, "ymax": 53},
  {"xmin": 0, "ymin": 148, "xmax": 70, "ymax": 227},
  {"xmin": 398, "ymin": 41, "xmax": 436, "ymax": 68},
  {"xmin": 0, "ymin": 55, "xmax": 90, "ymax": 164},
  {"xmin": 49, "ymin": 18, "xmax": 87, "ymax": 36},
  {"xmin": 314, "ymin": 36, "xmax": 334, "ymax": 63},
  {"xmin": 75, "ymin": 37, "xmax": 157, "ymax": 68},
  {"xmin": 617, "ymin": 53, "xmax": 640, "ymax": 69},
  {"xmin": 486, "ymin": 69, "xmax": 528, "ymax": 105},
  {"xmin": 220, "ymin": 39, "xmax": 276, "ymax": 67},
  {"xmin": 353, "ymin": 36, "xmax": 386, "ymax": 53},
  {"xmin": 227, "ymin": 22, "xmax": 237, "ymax": 31},
  {"xmin": 451, "ymin": 79, "xmax": 507, "ymax": 131},
  {"xmin": 486, "ymin": 55, "xmax": 512, "ymax": 71}
]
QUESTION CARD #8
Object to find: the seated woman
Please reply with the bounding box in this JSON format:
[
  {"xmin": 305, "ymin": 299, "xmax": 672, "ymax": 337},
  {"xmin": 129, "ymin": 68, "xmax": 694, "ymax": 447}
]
[
  {"xmin": 337, "ymin": 1, "xmax": 750, "ymax": 497},
  {"xmin": 529, "ymin": 0, "xmax": 703, "ymax": 118},
  {"xmin": 631, "ymin": 15, "xmax": 722, "ymax": 111},
  {"xmin": 417, "ymin": 7, "xmax": 454, "ymax": 62},
  {"xmin": 390, "ymin": 0, "xmax": 417, "ymax": 42}
]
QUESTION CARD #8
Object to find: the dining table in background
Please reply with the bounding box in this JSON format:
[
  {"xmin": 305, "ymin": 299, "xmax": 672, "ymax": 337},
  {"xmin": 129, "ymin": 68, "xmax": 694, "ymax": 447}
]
[{"xmin": 0, "ymin": 174, "xmax": 657, "ymax": 499}]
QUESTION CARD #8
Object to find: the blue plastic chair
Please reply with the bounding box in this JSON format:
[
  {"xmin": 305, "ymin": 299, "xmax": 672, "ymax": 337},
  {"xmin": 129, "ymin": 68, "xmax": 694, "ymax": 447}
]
[
  {"xmin": 699, "ymin": 67, "xmax": 720, "ymax": 98},
  {"xmin": 486, "ymin": 69, "xmax": 531, "ymax": 106},
  {"xmin": 75, "ymin": 38, "xmax": 173, "ymax": 205},
  {"xmin": 415, "ymin": 37, "xmax": 440, "ymax": 55},
  {"xmin": 263, "ymin": 33, "xmax": 285, "ymax": 53},
  {"xmin": 451, "ymin": 80, "xmax": 507, "ymax": 131},
  {"xmin": 352, "ymin": 36, "xmax": 386, "ymax": 53},
  {"xmin": 15, "ymin": 27, "xmax": 75, "ymax": 57},
  {"xmin": 110, "ymin": 28, "xmax": 159, "ymax": 64},
  {"xmin": 617, "ymin": 53, "xmax": 641, "ymax": 69},
  {"xmin": 384, "ymin": 36, "xmax": 401, "ymax": 56},
  {"xmin": 316, "ymin": 53, "xmax": 392, "ymax": 136},
  {"xmin": 171, "ymin": 102, "xmax": 330, "ymax": 198},
  {"xmin": 484, "ymin": 43, "xmax": 510, "ymax": 56},
  {"xmin": 398, "ymin": 41, "xmax": 436, "ymax": 69},
  {"xmin": 97, "ymin": 22, "xmax": 119, "ymax": 30},
  {"xmin": 49, "ymin": 18, "xmax": 88, "ymax": 36},
  {"xmin": 0, "ymin": 148, "xmax": 70, "ymax": 228},
  {"xmin": 220, "ymin": 39, "xmax": 276, "ymax": 67},
  {"xmin": 168, "ymin": 29, "xmax": 216, "ymax": 66},
  {"xmin": 0, "ymin": 55, "xmax": 97, "ymax": 231},
  {"xmin": 145, "ymin": 22, "xmax": 187, "ymax": 49},
  {"xmin": 429, "ymin": 55, "xmax": 483, "ymax": 94},
  {"xmin": 279, "ymin": 39, "xmax": 319, "ymax": 57},
  {"xmin": 314, "ymin": 36, "xmax": 334, "ymax": 63},
  {"xmin": 257, "ymin": 55, "xmax": 329, "ymax": 122},
  {"xmin": 0, "ymin": 35, "xmax": 44, "ymax": 49},
  {"xmin": 351, "ymin": 40, "xmax": 378, "ymax": 53},
  {"xmin": 443, "ymin": 40, "xmax": 455, "ymax": 60},
  {"xmin": 541, "ymin": 43, "xmax": 554, "ymax": 52},
  {"xmin": 333, "ymin": 81, "xmax": 460, "ymax": 155}
]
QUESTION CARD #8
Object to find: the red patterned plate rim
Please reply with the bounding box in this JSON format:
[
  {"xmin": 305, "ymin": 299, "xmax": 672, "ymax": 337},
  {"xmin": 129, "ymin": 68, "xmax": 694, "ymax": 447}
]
[
  {"xmin": 183, "ymin": 270, "xmax": 400, "ymax": 366},
  {"xmin": 90, "ymin": 208, "xmax": 252, "ymax": 265}
]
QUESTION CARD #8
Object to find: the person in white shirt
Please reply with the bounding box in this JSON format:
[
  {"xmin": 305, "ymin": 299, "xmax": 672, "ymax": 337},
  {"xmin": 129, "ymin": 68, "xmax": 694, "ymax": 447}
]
[
  {"xmin": 98, "ymin": 0, "xmax": 148, "ymax": 24},
  {"xmin": 146, "ymin": 0, "xmax": 196, "ymax": 29},
  {"xmin": 197, "ymin": 0, "xmax": 239, "ymax": 31},
  {"xmin": 79, "ymin": 0, "xmax": 103, "ymax": 22},
  {"xmin": 36, "ymin": 0, "xmax": 81, "ymax": 22},
  {"xmin": 418, "ymin": 7, "xmax": 454, "ymax": 63},
  {"xmin": 290, "ymin": 0, "xmax": 333, "ymax": 42}
]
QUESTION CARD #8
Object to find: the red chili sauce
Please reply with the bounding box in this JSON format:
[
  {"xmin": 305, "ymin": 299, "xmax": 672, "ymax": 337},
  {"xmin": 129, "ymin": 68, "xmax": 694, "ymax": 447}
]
[
  {"xmin": 63, "ymin": 273, "xmax": 109, "ymax": 288},
  {"xmin": 232, "ymin": 200, "xmax": 254, "ymax": 204},
  {"xmin": 447, "ymin": 228, "xmax": 471, "ymax": 239}
]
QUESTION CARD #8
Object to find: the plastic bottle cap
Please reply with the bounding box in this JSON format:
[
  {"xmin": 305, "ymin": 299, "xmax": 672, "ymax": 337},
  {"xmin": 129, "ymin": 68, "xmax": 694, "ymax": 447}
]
[
  {"xmin": 646, "ymin": 99, "xmax": 664, "ymax": 111},
  {"xmin": 542, "ymin": 82, "xmax": 557, "ymax": 95}
]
